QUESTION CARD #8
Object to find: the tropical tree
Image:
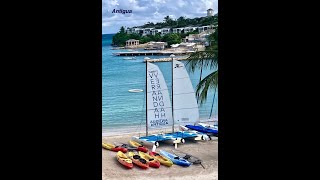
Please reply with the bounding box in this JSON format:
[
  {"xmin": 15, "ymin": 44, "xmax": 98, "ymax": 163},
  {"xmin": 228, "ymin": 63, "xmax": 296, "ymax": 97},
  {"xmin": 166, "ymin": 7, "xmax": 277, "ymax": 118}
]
[
  {"xmin": 164, "ymin": 15, "xmax": 174, "ymax": 26},
  {"xmin": 153, "ymin": 33, "xmax": 162, "ymax": 42},
  {"xmin": 162, "ymin": 33, "xmax": 181, "ymax": 46},
  {"xmin": 112, "ymin": 26, "xmax": 128, "ymax": 46},
  {"xmin": 185, "ymin": 16, "xmax": 218, "ymax": 105},
  {"xmin": 177, "ymin": 16, "xmax": 187, "ymax": 27}
]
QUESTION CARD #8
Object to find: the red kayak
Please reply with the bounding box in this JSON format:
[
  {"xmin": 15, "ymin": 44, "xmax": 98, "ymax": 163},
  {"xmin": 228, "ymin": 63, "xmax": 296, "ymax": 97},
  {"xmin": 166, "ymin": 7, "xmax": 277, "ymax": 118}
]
[
  {"xmin": 129, "ymin": 140, "xmax": 148, "ymax": 153},
  {"xmin": 139, "ymin": 151, "xmax": 160, "ymax": 168},
  {"xmin": 117, "ymin": 151, "xmax": 133, "ymax": 169},
  {"xmin": 102, "ymin": 142, "xmax": 128, "ymax": 153},
  {"xmin": 137, "ymin": 146, "xmax": 148, "ymax": 153},
  {"xmin": 112, "ymin": 146, "xmax": 128, "ymax": 153},
  {"xmin": 114, "ymin": 142, "xmax": 148, "ymax": 153},
  {"xmin": 128, "ymin": 152, "xmax": 149, "ymax": 169}
]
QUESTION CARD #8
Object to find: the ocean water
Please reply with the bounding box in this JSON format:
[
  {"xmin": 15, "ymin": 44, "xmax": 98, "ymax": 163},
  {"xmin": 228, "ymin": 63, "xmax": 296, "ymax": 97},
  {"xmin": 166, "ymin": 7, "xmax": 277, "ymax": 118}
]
[{"xmin": 102, "ymin": 34, "xmax": 218, "ymax": 135}]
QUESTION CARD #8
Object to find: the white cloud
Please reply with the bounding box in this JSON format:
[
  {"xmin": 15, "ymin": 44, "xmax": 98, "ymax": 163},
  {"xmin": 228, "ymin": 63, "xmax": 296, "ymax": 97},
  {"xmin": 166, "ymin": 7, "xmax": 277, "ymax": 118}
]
[{"xmin": 177, "ymin": 0, "xmax": 187, "ymax": 7}]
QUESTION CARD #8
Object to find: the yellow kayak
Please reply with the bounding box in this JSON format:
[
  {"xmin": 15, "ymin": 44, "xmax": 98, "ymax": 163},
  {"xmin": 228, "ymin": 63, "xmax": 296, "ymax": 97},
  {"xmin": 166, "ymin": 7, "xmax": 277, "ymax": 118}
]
[
  {"xmin": 139, "ymin": 151, "xmax": 161, "ymax": 168},
  {"xmin": 117, "ymin": 151, "xmax": 133, "ymax": 169},
  {"xmin": 102, "ymin": 142, "xmax": 128, "ymax": 153},
  {"xmin": 128, "ymin": 152, "xmax": 149, "ymax": 169},
  {"xmin": 149, "ymin": 151, "xmax": 173, "ymax": 167},
  {"xmin": 102, "ymin": 142, "xmax": 113, "ymax": 150},
  {"xmin": 128, "ymin": 140, "xmax": 142, "ymax": 147}
]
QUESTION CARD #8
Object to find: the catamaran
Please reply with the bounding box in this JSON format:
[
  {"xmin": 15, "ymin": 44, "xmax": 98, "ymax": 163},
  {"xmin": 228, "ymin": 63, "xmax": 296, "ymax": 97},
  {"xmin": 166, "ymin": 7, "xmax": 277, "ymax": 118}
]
[{"xmin": 132, "ymin": 60, "xmax": 209, "ymax": 148}]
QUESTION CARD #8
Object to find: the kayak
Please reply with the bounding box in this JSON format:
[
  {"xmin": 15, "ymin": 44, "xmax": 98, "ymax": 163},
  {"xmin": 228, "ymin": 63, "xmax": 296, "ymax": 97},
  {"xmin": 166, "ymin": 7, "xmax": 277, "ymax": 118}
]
[
  {"xmin": 159, "ymin": 150, "xmax": 191, "ymax": 167},
  {"xmin": 171, "ymin": 150, "xmax": 203, "ymax": 166},
  {"xmin": 128, "ymin": 140, "xmax": 149, "ymax": 153},
  {"xmin": 114, "ymin": 142, "xmax": 148, "ymax": 153},
  {"xmin": 128, "ymin": 152, "xmax": 149, "ymax": 169},
  {"xmin": 139, "ymin": 151, "xmax": 160, "ymax": 168},
  {"xmin": 198, "ymin": 123, "xmax": 218, "ymax": 130},
  {"xmin": 129, "ymin": 140, "xmax": 143, "ymax": 147},
  {"xmin": 102, "ymin": 142, "xmax": 128, "ymax": 153},
  {"xmin": 149, "ymin": 151, "xmax": 173, "ymax": 167},
  {"xmin": 116, "ymin": 151, "xmax": 133, "ymax": 169},
  {"xmin": 185, "ymin": 125, "xmax": 218, "ymax": 136},
  {"xmin": 179, "ymin": 125, "xmax": 211, "ymax": 141}
]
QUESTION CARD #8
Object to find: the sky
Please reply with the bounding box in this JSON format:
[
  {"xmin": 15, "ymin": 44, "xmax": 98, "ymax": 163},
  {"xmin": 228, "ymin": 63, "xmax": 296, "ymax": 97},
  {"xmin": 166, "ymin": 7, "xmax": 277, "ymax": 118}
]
[{"xmin": 102, "ymin": 0, "xmax": 218, "ymax": 34}]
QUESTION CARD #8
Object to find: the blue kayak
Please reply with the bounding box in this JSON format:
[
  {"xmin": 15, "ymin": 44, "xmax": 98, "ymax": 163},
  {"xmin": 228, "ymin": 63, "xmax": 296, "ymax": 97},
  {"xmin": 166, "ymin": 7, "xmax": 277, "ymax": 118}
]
[
  {"xmin": 185, "ymin": 125, "xmax": 218, "ymax": 135},
  {"xmin": 160, "ymin": 150, "xmax": 191, "ymax": 167}
]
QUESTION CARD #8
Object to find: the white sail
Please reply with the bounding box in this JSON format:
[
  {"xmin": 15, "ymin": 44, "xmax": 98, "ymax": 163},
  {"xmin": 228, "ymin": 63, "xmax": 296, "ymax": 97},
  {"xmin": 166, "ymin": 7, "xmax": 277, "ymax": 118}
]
[
  {"xmin": 173, "ymin": 60, "xmax": 199, "ymax": 125},
  {"xmin": 147, "ymin": 62, "xmax": 173, "ymax": 129}
]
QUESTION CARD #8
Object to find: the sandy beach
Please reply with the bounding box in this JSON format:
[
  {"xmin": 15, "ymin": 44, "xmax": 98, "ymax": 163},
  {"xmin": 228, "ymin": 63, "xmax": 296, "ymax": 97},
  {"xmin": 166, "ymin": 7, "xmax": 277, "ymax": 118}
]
[{"xmin": 102, "ymin": 133, "xmax": 218, "ymax": 180}]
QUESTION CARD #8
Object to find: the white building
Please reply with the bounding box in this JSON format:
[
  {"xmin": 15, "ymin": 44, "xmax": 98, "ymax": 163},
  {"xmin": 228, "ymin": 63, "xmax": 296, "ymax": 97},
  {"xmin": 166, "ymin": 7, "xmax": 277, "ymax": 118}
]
[
  {"xmin": 125, "ymin": 39, "xmax": 139, "ymax": 47},
  {"xmin": 160, "ymin": 28, "xmax": 171, "ymax": 36},
  {"xmin": 129, "ymin": 28, "xmax": 143, "ymax": 34},
  {"xmin": 146, "ymin": 41, "xmax": 167, "ymax": 50},
  {"xmin": 183, "ymin": 34, "xmax": 198, "ymax": 43},
  {"xmin": 198, "ymin": 25, "xmax": 214, "ymax": 33},
  {"xmin": 184, "ymin": 27, "xmax": 197, "ymax": 33},
  {"xmin": 207, "ymin": 8, "xmax": 213, "ymax": 17},
  {"xmin": 172, "ymin": 27, "xmax": 184, "ymax": 34},
  {"xmin": 126, "ymin": 28, "xmax": 132, "ymax": 34},
  {"xmin": 142, "ymin": 28, "xmax": 154, "ymax": 36},
  {"xmin": 151, "ymin": 29, "xmax": 161, "ymax": 35}
]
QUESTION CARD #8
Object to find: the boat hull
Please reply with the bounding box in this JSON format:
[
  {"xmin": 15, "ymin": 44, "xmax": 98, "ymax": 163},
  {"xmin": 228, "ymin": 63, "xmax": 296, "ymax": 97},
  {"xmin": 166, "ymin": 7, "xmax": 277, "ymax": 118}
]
[
  {"xmin": 185, "ymin": 125, "xmax": 218, "ymax": 136},
  {"xmin": 160, "ymin": 150, "xmax": 191, "ymax": 167}
]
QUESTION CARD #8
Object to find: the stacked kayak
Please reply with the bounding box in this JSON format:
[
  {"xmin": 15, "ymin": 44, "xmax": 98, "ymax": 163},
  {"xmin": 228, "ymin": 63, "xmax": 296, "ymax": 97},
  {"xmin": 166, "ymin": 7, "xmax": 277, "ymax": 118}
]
[
  {"xmin": 102, "ymin": 142, "xmax": 128, "ymax": 153},
  {"xmin": 160, "ymin": 150, "xmax": 191, "ymax": 167},
  {"xmin": 128, "ymin": 152, "xmax": 149, "ymax": 169},
  {"xmin": 139, "ymin": 151, "xmax": 160, "ymax": 168},
  {"xmin": 116, "ymin": 151, "xmax": 133, "ymax": 169}
]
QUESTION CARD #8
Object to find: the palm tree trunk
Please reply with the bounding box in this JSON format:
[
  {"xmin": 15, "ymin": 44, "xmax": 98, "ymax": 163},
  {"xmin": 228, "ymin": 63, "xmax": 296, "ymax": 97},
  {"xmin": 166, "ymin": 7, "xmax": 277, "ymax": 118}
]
[
  {"xmin": 209, "ymin": 87, "xmax": 217, "ymax": 119},
  {"xmin": 197, "ymin": 61, "xmax": 204, "ymax": 104}
]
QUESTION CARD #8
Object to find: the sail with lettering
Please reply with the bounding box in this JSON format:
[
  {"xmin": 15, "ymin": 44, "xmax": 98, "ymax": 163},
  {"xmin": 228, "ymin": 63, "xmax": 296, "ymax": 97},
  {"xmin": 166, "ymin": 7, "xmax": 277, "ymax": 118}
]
[
  {"xmin": 172, "ymin": 60, "xmax": 199, "ymax": 125},
  {"xmin": 147, "ymin": 62, "xmax": 173, "ymax": 129}
]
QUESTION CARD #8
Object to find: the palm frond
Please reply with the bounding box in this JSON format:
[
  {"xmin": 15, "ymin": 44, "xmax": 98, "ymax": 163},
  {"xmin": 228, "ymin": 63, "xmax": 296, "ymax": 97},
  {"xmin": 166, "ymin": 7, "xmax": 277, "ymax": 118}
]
[
  {"xmin": 196, "ymin": 70, "xmax": 218, "ymax": 105},
  {"xmin": 186, "ymin": 49, "xmax": 217, "ymax": 72},
  {"xmin": 185, "ymin": 22, "xmax": 218, "ymax": 105}
]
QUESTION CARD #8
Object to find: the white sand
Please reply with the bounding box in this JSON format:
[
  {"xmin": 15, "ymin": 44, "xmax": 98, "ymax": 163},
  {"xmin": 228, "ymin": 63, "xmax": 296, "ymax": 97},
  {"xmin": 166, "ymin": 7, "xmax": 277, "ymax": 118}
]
[{"xmin": 102, "ymin": 133, "xmax": 218, "ymax": 180}]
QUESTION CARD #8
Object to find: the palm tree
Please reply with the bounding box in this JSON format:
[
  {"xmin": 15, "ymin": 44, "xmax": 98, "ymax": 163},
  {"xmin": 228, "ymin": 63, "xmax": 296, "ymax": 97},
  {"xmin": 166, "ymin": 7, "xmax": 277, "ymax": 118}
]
[{"xmin": 186, "ymin": 26, "xmax": 218, "ymax": 105}]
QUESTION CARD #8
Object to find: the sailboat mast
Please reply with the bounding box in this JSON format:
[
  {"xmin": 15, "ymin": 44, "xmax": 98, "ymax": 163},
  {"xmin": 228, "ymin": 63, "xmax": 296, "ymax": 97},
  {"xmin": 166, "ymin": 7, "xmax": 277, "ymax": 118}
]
[
  {"xmin": 171, "ymin": 58, "xmax": 175, "ymax": 133},
  {"xmin": 146, "ymin": 62, "xmax": 148, "ymax": 136}
]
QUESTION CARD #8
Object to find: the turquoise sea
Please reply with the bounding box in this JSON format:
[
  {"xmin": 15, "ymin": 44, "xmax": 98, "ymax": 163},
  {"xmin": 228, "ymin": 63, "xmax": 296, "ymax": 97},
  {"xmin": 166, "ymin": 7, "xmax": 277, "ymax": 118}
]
[{"xmin": 102, "ymin": 34, "xmax": 218, "ymax": 135}]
